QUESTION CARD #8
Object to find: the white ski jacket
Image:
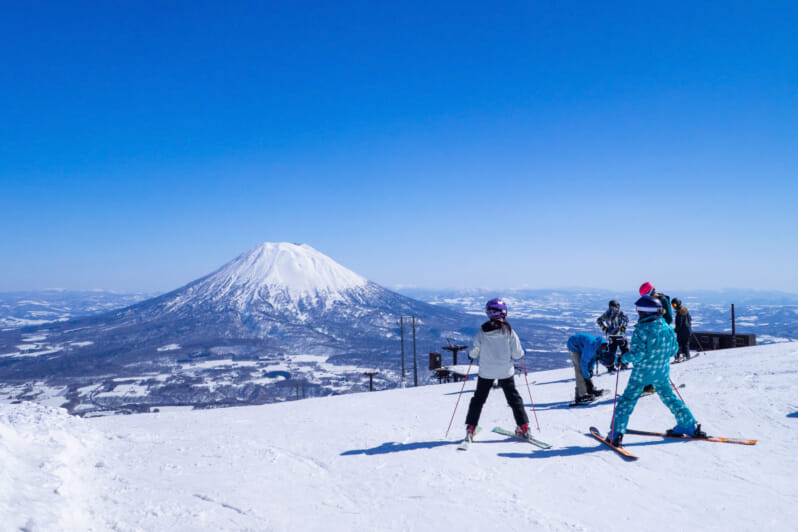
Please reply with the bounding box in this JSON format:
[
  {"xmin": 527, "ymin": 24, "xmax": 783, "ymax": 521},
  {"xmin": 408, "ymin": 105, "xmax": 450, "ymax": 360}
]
[{"xmin": 469, "ymin": 324, "xmax": 524, "ymax": 379}]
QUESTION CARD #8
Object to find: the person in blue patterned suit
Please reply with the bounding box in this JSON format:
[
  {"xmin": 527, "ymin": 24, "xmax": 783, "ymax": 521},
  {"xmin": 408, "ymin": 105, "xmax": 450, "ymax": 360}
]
[{"xmin": 606, "ymin": 295, "xmax": 705, "ymax": 447}]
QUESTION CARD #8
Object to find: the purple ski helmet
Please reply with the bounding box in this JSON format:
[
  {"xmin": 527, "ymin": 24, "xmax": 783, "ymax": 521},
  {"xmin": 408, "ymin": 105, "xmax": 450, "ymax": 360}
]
[{"xmin": 485, "ymin": 298, "xmax": 508, "ymax": 319}]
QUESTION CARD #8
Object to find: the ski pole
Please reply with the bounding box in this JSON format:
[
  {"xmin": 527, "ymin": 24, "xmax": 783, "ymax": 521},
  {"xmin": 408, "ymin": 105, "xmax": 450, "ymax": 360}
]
[
  {"xmin": 670, "ymin": 377, "xmax": 685, "ymax": 402},
  {"xmin": 445, "ymin": 360, "xmax": 472, "ymax": 438},
  {"xmin": 609, "ymin": 356, "xmax": 622, "ymax": 438},
  {"xmin": 520, "ymin": 358, "xmax": 541, "ymax": 432}
]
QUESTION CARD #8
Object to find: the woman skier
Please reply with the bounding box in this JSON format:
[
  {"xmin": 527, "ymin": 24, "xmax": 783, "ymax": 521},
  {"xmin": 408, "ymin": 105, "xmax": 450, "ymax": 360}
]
[{"xmin": 464, "ymin": 298, "xmax": 530, "ymax": 441}]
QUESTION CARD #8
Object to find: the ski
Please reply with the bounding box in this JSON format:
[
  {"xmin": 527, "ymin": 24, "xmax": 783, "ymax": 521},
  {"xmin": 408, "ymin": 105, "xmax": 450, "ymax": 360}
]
[
  {"xmin": 568, "ymin": 390, "xmax": 606, "ymax": 407},
  {"xmin": 625, "ymin": 428, "xmax": 757, "ymax": 445},
  {"xmin": 492, "ymin": 426, "xmax": 552, "ymax": 449},
  {"xmin": 457, "ymin": 426, "xmax": 482, "ymax": 451},
  {"xmin": 569, "ymin": 397, "xmax": 598, "ymax": 407},
  {"xmin": 671, "ymin": 353, "xmax": 700, "ymax": 365},
  {"xmin": 589, "ymin": 426, "xmax": 638, "ymax": 460}
]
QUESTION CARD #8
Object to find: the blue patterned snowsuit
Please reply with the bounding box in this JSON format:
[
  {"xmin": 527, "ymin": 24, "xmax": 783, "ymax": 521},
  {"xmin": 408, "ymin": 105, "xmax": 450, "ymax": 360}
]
[{"xmin": 611, "ymin": 314, "xmax": 697, "ymax": 434}]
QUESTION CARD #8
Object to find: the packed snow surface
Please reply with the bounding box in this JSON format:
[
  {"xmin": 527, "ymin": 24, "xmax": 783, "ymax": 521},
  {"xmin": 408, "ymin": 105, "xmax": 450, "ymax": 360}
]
[{"xmin": 3, "ymin": 342, "xmax": 797, "ymax": 531}]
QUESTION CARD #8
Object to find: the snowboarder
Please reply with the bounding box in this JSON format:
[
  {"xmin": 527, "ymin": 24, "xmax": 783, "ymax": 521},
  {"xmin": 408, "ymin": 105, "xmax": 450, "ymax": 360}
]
[
  {"xmin": 596, "ymin": 300, "xmax": 630, "ymax": 372},
  {"xmin": 607, "ymin": 295, "xmax": 706, "ymax": 447},
  {"xmin": 566, "ymin": 333, "xmax": 609, "ymax": 405},
  {"xmin": 464, "ymin": 298, "xmax": 530, "ymax": 440},
  {"xmin": 672, "ymin": 298, "xmax": 693, "ymax": 361}
]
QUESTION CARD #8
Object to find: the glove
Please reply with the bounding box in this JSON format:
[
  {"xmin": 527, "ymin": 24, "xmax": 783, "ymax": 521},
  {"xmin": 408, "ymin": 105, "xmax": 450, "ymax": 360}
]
[{"xmin": 602, "ymin": 327, "xmax": 609, "ymax": 334}]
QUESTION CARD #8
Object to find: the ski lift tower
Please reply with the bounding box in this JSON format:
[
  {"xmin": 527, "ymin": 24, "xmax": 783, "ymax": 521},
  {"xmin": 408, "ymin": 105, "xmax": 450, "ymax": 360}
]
[
  {"xmin": 398, "ymin": 316, "xmax": 419, "ymax": 388},
  {"xmin": 443, "ymin": 338, "xmax": 469, "ymax": 366}
]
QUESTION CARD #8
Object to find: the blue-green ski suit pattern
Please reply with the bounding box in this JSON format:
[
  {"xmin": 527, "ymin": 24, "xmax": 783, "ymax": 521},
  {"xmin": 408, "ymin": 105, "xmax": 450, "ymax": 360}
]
[{"xmin": 611, "ymin": 315, "xmax": 697, "ymax": 434}]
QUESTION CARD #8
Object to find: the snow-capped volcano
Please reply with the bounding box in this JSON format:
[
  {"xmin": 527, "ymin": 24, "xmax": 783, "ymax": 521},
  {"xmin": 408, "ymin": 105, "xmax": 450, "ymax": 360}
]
[
  {"xmin": 3, "ymin": 243, "xmax": 538, "ymax": 411},
  {"xmin": 172, "ymin": 243, "xmax": 370, "ymax": 311}
]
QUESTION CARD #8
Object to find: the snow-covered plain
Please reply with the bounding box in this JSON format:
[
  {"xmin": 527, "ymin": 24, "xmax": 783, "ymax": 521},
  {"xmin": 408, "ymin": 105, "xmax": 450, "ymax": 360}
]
[{"xmin": 3, "ymin": 342, "xmax": 797, "ymax": 531}]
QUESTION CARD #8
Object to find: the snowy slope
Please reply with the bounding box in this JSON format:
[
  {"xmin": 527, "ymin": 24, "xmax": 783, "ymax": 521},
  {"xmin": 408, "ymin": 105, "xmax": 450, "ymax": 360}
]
[{"xmin": 3, "ymin": 342, "xmax": 797, "ymax": 531}]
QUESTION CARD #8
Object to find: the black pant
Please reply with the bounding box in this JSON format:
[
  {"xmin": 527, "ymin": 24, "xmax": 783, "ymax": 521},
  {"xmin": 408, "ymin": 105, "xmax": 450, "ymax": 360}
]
[
  {"xmin": 465, "ymin": 376, "xmax": 529, "ymax": 427},
  {"xmin": 677, "ymin": 334, "xmax": 691, "ymax": 358},
  {"xmin": 607, "ymin": 335, "xmax": 629, "ymax": 358},
  {"xmin": 600, "ymin": 336, "xmax": 629, "ymax": 368}
]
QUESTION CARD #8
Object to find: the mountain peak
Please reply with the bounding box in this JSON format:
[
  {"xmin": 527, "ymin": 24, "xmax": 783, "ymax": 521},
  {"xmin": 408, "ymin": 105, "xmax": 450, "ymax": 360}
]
[
  {"xmin": 174, "ymin": 242, "xmax": 370, "ymax": 311},
  {"xmin": 231, "ymin": 242, "xmax": 368, "ymax": 295}
]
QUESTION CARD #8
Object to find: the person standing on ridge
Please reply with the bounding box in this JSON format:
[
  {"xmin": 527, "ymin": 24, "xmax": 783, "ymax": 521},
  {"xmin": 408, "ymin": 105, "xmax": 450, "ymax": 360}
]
[
  {"xmin": 566, "ymin": 333, "xmax": 609, "ymax": 405},
  {"xmin": 596, "ymin": 300, "xmax": 630, "ymax": 372},
  {"xmin": 464, "ymin": 298, "xmax": 530, "ymax": 441},
  {"xmin": 672, "ymin": 298, "xmax": 693, "ymax": 361},
  {"xmin": 606, "ymin": 295, "xmax": 706, "ymax": 447}
]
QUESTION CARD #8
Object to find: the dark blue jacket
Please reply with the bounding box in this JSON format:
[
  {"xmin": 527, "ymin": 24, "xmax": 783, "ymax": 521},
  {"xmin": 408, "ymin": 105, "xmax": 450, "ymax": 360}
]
[{"xmin": 674, "ymin": 306, "xmax": 692, "ymax": 341}]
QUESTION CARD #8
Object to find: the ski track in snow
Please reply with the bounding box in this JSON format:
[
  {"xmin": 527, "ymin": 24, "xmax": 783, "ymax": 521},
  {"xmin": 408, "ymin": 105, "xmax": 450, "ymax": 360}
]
[{"xmin": 2, "ymin": 342, "xmax": 798, "ymax": 531}]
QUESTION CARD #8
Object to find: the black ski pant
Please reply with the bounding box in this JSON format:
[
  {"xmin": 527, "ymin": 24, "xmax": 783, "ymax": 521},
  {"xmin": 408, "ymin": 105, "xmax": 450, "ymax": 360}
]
[
  {"xmin": 465, "ymin": 376, "xmax": 529, "ymax": 428},
  {"xmin": 600, "ymin": 335, "xmax": 629, "ymax": 370},
  {"xmin": 607, "ymin": 335, "xmax": 629, "ymax": 359},
  {"xmin": 676, "ymin": 334, "xmax": 691, "ymax": 358}
]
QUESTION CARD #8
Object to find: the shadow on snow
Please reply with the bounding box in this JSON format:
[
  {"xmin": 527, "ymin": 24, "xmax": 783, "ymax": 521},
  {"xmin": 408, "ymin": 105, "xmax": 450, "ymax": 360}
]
[{"xmin": 341, "ymin": 440, "xmax": 457, "ymax": 455}]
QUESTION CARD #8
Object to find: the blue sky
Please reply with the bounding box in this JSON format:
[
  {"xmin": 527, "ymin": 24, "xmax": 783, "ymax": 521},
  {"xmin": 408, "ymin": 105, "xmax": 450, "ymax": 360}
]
[{"xmin": 1, "ymin": 1, "xmax": 796, "ymax": 293}]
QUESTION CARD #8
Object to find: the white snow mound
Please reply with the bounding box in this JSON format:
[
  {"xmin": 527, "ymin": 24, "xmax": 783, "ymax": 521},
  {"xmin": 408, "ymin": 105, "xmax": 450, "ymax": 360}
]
[{"xmin": 3, "ymin": 341, "xmax": 798, "ymax": 531}]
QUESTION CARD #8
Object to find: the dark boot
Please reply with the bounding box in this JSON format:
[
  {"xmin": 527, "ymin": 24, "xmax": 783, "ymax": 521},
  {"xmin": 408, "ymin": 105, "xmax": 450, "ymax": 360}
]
[
  {"xmin": 574, "ymin": 390, "xmax": 593, "ymax": 405},
  {"xmin": 585, "ymin": 379, "xmax": 606, "ymax": 398},
  {"xmin": 607, "ymin": 430, "xmax": 623, "ymax": 447}
]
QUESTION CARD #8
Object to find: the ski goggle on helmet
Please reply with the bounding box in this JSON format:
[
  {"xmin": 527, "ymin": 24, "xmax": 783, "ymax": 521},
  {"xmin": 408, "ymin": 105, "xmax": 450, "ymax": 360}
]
[
  {"xmin": 485, "ymin": 298, "xmax": 508, "ymax": 319},
  {"xmin": 635, "ymin": 295, "xmax": 662, "ymax": 317}
]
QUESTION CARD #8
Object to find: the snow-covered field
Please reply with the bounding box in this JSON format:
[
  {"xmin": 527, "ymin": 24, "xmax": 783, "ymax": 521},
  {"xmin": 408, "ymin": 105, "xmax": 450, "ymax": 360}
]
[{"xmin": 2, "ymin": 342, "xmax": 797, "ymax": 531}]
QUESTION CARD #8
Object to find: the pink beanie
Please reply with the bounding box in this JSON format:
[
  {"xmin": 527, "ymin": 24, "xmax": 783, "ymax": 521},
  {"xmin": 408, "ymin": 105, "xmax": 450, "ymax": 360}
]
[{"xmin": 639, "ymin": 281, "xmax": 655, "ymax": 296}]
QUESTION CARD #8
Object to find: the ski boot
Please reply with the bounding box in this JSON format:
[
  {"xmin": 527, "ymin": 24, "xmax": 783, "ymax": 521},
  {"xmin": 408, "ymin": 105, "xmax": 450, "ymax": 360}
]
[
  {"xmin": 667, "ymin": 423, "xmax": 707, "ymax": 438},
  {"xmin": 573, "ymin": 393, "xmax": 594, "ymax": 405},
  {"xmin": 607, "ymin": 430, "xmax": 624, "ymax": 447},
  {"xmin": 515, "ymin": 423, "xmax": 530, "ymax": 438},
  {"xmin": 585, "ymin": 380, "xmax": 606, "ymax": 398}
]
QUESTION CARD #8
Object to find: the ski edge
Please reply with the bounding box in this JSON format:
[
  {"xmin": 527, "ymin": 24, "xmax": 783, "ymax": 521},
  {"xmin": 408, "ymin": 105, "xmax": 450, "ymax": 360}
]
[{"xmin": 588, "ymin": 426, "xmax": 638, "ymax": 460}]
